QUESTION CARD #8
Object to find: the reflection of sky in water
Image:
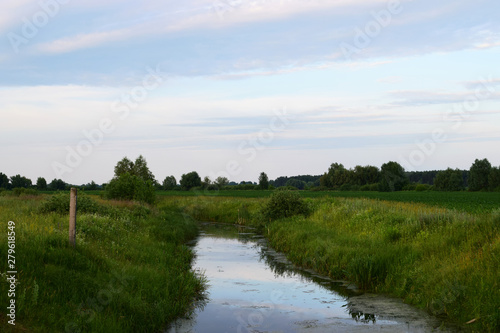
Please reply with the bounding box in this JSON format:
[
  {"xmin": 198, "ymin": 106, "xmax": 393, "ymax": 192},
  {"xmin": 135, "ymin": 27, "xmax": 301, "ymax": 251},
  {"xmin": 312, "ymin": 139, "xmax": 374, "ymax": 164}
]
[{"xmin": 167, "ymin": 225, "xmax": 432, "ymax": 333}]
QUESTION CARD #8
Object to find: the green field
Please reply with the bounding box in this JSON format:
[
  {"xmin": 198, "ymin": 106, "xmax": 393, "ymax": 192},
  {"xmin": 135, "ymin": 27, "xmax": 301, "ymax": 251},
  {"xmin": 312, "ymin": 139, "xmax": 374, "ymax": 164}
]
[{"xmin": 156, "ymin": 189, "xmax": 500, "ymax": 214}]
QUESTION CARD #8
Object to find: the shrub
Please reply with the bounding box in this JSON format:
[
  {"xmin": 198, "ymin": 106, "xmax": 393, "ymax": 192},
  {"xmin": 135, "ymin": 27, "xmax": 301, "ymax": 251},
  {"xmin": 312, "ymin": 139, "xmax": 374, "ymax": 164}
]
[
  {"xmin": 105, "ymin": 172, "xmax": 156, "ymax": 204},
  {"xmin": 261, "ymin": 190, "xmax": 311, "ymax": 221},
  {"xmin": 39, "ymin": 192, "xmax": 102, "ymax": 214},
  {"xmin": 415, "ymin": 184, "xmax": 430, "ymax": 192}
]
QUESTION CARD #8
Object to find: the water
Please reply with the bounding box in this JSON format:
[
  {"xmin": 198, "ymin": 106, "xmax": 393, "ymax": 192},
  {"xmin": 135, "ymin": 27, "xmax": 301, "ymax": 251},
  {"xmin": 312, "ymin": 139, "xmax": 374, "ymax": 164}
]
[{"xmin": 167, "ymin": 223, "xmax": 451, "ymax": 333}]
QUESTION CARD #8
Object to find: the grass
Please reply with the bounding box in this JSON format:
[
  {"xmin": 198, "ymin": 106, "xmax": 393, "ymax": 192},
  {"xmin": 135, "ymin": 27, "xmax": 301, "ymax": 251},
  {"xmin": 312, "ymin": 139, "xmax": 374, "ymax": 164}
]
[
  {"xmin": 0, "ymin": 194, "xmax": 205, "ymax": 332},
  {"xmin": 155, "ymin": 189, "xmax": 500, "ymax": 214},
  {"xmin": 169, "ymin": 194, "xmax": 500, "ymax": 332}
]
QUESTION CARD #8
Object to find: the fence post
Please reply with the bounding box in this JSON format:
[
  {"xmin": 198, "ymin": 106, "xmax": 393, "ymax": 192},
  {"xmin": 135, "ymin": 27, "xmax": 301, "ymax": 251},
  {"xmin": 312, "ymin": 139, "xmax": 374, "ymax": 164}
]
[{"xmin": 69, "ymin": 188, "xmax": 77, "ymax": 248}]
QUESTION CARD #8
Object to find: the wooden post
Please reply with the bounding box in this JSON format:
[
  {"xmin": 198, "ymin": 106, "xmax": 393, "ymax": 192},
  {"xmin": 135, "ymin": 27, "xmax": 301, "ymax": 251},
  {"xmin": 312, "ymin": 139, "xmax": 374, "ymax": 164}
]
[{"xmin": 69, "ymin": 188, "xmax": 77, "ymax": 248}]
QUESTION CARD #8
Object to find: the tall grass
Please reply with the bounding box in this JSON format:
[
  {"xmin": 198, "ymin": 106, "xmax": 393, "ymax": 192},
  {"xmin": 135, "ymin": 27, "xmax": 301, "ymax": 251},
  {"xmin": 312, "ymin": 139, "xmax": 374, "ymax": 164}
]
[
  {"xmin": 0, "ymin": 195, "xmax": 205, "ymax": 332},
  {"xmin": 169, "ymin": 195, "xmax": 499, "ymax": 332}
]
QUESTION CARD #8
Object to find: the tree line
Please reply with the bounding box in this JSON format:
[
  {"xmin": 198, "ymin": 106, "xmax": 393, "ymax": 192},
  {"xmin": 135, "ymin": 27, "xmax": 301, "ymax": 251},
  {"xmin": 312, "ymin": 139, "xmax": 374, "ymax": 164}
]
[{"xmin": 1, "ymin": 157, "xmax": 499, "ymax": 198}]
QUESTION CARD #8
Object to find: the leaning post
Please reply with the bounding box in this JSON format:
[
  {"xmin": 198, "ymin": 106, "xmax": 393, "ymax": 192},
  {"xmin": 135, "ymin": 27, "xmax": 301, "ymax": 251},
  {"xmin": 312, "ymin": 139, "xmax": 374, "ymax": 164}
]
[{"xmin": 69, "ymin": 188, "xmax": 77, "ymax": 248}]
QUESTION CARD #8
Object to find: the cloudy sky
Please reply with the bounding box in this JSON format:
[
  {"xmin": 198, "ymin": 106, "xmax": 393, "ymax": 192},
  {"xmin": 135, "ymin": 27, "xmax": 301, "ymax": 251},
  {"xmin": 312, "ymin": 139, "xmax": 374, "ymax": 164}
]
[{"xmin": 1, "ymin": 0, "xmax": 499, "ymax": 185}]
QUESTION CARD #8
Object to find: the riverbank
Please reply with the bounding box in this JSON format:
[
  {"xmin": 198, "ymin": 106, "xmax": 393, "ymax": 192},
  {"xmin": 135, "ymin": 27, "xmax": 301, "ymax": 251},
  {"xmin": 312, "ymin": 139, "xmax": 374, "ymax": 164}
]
[
  {"xmin": 0, "ymin": 195, "xmax": 205, "ymax": 332},
  {"xmin": 176, "ymin": 195, "xmax": 499, "ymax": 332}
]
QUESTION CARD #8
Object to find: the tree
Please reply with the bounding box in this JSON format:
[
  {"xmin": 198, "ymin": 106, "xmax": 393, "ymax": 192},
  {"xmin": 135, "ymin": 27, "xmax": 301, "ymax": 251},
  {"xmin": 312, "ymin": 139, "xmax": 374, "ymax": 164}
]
[
  {"xmin": 488, "ymin": 166, "xmax": 500, "ymax": 191},
  {"xmin": 180, "ymin": 171, "xmax": 201, "ymax": 190},
  {"xmin": 0, "ymin": 173, "xmax": 10, "ymax": 189},
  {"xmin": 107, "ymin": 156, "xmax": 156, "ymax": 203},
  {"xmin": 468, "ymin": 158, "xmax": 491, "ymax": 191},
  {"xmin": 10, "ymin": 174, "xmax": 32, "ymax": 188},
  {"xmin": 215, "ymin": 176, "xmax": 229, "ymax": 189},
  {"xmin": 105, "ymin": 172, "xmax": 155, "ymax": 204},
  {"xmin": 258, "ymin": 172, "xmax": 269, "ymax": 190},
  {"xmin": 433, "ymin": 168, "xmax": 464, "ymax": 191},
  {"xmin": 285, "ymin": 178, "xmax": 306, "ymax": 190},
  {"xmin": 114, "ymin": 155, "xmax": 156, "ymax": 184},
  {"xmin": 114, "ymin": 157, "xmax": 134, "ymax": 177},
  {"xmin": 162, "ymin": 176, "xmax": 177, "ymax": 190},
  {"xmin": 133, "ymin": 155, "xmax": 156, "ymax": 183},
  {"xmin": 379, "ymin": 161, "xmax": 408, "ymax": 192},
  {"xmin": 36, "ymin": 177, "xmax": 47, "ymax": 190},
  {"xmin": 49, "ymin": 179, "xmax": 66, "ymax": 191},
  {"xmin": 201, "ymin": 176, "xmax": 212, "ymax": 189}
]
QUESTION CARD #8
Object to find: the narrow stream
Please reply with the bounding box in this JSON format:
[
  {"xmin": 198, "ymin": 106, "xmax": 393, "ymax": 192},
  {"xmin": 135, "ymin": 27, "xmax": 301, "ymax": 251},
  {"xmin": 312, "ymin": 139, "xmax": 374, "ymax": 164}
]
[{"xmin": 167, "ymin": 223, "xmax": 452, "ymax": 333}]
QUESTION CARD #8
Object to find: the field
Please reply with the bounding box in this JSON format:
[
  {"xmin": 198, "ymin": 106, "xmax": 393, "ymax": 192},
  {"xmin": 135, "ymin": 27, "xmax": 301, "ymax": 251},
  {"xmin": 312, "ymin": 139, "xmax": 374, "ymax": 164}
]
[
  {"xmin": 0, "ymin": 193, "xmax": 205, "ymax": 332},
  {"xmin": 1, "ymin": 189, "xmax": 499, "ymax": 332},
  {"xmin": 155, "ymin": 189, "xmax": 500, "ymax": 214}
]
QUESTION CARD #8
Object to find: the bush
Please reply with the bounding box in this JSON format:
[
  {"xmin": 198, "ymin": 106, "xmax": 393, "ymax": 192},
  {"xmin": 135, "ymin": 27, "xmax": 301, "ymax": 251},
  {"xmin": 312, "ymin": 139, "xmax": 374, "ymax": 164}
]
[
  {"xmin": 415, "ymin": 184, "xmax": 430, "ymax": 192},
  {"xmin": 105, "ymin": 172, "xmax": 156, "ymax": 204},
  {"xmin": 39, "ymin": 192, "xmax": 102, "ymax": 214},
  {"xmin": 261, "ymin": 190, "xmax": 311, "ymax": 221}
]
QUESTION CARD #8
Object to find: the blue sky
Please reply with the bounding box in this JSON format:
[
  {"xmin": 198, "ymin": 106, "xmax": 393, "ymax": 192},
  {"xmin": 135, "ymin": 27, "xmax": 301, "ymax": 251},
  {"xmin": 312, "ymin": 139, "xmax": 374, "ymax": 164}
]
[{"xmin": 1, "ymin": 0, "xmax": 499, "ymax": 184}]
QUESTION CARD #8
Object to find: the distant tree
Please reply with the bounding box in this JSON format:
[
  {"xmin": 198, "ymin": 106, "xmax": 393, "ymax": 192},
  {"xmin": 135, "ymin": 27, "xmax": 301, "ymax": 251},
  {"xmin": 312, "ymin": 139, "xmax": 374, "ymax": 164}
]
[
  {"xmin": 105, "ymin": 172, "xmax": 155, "ymax": 204},
  {"xmin": 215, "ymin": 176, "xmax": 229, "ymax": 188},
  {"xmin": 0, "ymin": 173, "xmax": 10, "ymax": 189},
  {"xmin": 379, "ymin": 161, "xmax": 408, "ymax": 192},
  {"xmin": 433, "ymin": 168, "xmax": 464, "ymax": 191},
  {"xmin": 180, "ymin": 171, "xmax": 201, "ymax": 190},
  {"xmin": 49, "ymin": 179, "xmax": 66, "ymax": 191},
  {"xmin": 114, "ymin": 155, "xmax": 156, "ymax": 184},
  {"xmin": 488, "ymin": 166, "xmax": 500, "ymax": 191},
  {"xmin": 258, "ymin": 172, "xmax": 269, "ymax": 190},
  {"xmin": 285, "ymin": 178, "xmax": 306, "ymax": 190},
  {"xmin": 133, "ymin": 155, "xmax": 156, "ymax": 184},
  {"xmin": 162, "ymin": 176, "xmax": 177, "ymax": 190},
  {"xmin": 36, "ymin": 177, "xmax": 47, "ymax": 190},
  {"xmin": 468, "ymin": 158, "xmax": 491, "ymax": 191},
  {"xmin": 86, "ymin": 181, "xmax": 98, "ymax": 190},
  {"xmin": 114, "ymin": 157, "xmax": 134, "ymax": 177},
  {"xmin": 10, "ymin": 174, "xmax": 32, "ymax": 188},
  {"xmin": 201, "ymin": 176, "xmax": 212, "ymax": 189}
]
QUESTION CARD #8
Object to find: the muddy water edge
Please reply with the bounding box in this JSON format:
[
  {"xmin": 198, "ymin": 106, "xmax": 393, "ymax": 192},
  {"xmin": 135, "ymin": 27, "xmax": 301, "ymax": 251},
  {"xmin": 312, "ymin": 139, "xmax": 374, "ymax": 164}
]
[{"xmin": 167, "ymin": 222, "xmax": 460, "ymax": 333}]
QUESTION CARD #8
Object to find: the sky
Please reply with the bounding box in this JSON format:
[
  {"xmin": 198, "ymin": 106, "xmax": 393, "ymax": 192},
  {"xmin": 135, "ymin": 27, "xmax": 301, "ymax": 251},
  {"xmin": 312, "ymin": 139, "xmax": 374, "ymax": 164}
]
[{"xmin": 1, "ymin": 0, "xmax": 499, "ymax": 185}]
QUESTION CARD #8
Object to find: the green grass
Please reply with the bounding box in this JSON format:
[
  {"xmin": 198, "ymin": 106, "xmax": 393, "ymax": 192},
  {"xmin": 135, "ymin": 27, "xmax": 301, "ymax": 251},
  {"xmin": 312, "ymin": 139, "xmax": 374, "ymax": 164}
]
[
  {"xmin": 0, "ymin": 195, "xmax": 205, "ymax": 332},
  {"xmin": 157, "ymin": 189, "xmax": 500, "ymax": 214},
  {"xmin": 169, "ymin": 194, "xmax": 500, "ymax": 332}
]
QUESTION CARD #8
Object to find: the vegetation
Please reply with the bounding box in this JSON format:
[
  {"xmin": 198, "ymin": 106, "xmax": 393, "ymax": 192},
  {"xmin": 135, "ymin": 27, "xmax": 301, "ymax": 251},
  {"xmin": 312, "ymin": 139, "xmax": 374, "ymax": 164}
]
[
  {"xmin": 258, "ymin": 172, "xmax": 269, "ymax": 190},
  {"xmin": 0, "ymin": 195, "xmax": 205, "ymax": 332},
  {"xmin": 433, "ymin": 168, "xmax": 465, "ymax": 191},
  {"xmin": 260, "ymin": 190, "xmax": 310, "ymax": 221},
  {"xmin": 173, "ymin": 194, "xmax": 499, "ymax": 332},
  {"xmin": 105, "ymin": 156, "xmax": 157, "ymax": 204},
  {"xmin": 469, "ymin": 158, "xmax": 492, "ymax": 191},
  {"xmin": 180, "ymin": 171, "xmax": 201, "ymax": 191}
]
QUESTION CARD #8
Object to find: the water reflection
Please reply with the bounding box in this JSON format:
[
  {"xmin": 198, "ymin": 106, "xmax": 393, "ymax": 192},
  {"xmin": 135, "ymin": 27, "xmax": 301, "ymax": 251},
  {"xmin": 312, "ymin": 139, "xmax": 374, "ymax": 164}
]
[{"xmin": 167, "ymin": 222, "xmax": 449, "ymax": 333}]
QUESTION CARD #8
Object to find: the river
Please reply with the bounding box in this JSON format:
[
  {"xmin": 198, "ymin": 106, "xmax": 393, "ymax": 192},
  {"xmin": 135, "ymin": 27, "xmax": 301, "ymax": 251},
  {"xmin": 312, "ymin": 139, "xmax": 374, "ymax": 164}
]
[{"xmin": 167, "ymin": 223, "xmax": 454, "ymax": 333}]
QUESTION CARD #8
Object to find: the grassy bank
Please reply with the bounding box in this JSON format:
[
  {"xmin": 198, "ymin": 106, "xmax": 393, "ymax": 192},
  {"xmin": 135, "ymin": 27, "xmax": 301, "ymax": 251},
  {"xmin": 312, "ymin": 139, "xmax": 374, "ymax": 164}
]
[
  {"xmin": 173, "ymin": 195, "xmax": 500, "ymax": 332},
  {"xmin": 0, "ymin": 194, "xmax": 205, "ymax": 332}
]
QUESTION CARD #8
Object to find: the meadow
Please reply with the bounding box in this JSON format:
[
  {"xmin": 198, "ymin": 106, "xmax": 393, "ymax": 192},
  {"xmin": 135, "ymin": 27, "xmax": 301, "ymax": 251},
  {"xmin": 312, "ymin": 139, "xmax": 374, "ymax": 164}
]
[
  {"xmin": 174, "ymin": 192, "xmax": 500, "ymax": 332},
  {"xmin": 1, "ymin": 189, "xmax": 499, "ymax": 332},
  {"xmin": 0, "ymin": 193, "xmax": 205, "ymax": 332}
]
